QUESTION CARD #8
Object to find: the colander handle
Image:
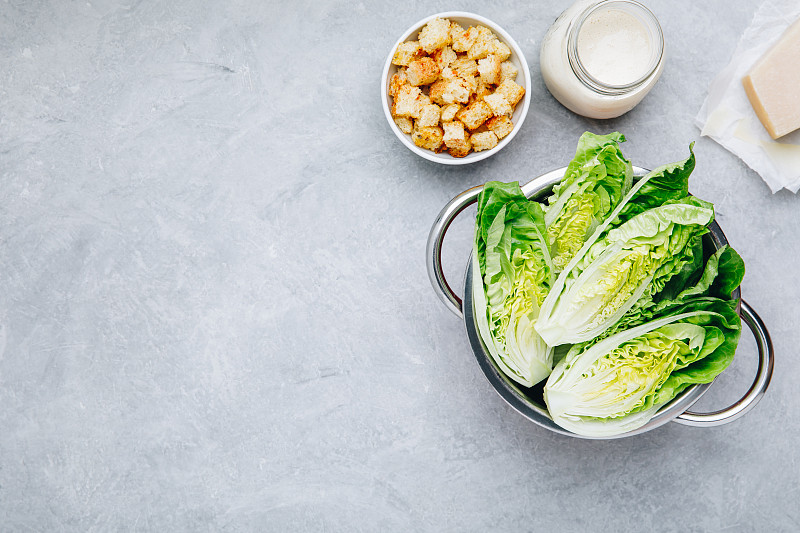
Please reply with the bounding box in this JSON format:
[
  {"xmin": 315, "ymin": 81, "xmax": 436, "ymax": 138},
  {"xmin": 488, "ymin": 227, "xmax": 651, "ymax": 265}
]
[
  {"xmin": 674, "ymin": 300, "xmax": 774, "ymax": 427},
  {"xmin": 426, "ymin": 185, "xmax": 484, "ymax": 319}
]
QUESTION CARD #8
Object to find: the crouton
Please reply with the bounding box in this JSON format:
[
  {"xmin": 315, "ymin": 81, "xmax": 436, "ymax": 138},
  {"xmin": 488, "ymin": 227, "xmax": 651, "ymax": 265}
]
[
  {"xmin": 467, "ymin": 26, "xmax": 495, "ymax": 60},
  {"xmin": 448, "ymin": 143, "xmax": 472, "ymax": 158},
  {"xmin": 485, "ymin": 115, "xmax": 514, "ymax": 139},
  {"xmin": 418, "ymin": 17, "xmax": 451, "ymax": 53},
  {"xmin": 394, "ymin": 116, "xmax": 413, "ymax": 134},
  {"xmin": 456, "ymin": 100, "xmax": 493, "ymax": 130},
  {"xmin": 477, "ymin": 54, "xmax": 502, "ymax": 85},
  {"xmin": 417, "ymin": 103, "xmax": 441, "ymax": 127},
  {"xmin": 412, "ymin": 124, "xmax": 444, "ymax": 151},
  {"xmin": 442, "ymin": 120, "xmax": 469, "ymax": 149},
  {"xmin": 452, "ymin": 25, "xmax": 479, "ymax": 53},
  {"xmin": 406, "ymin": 57, "xmax": 441, "ymax": 86},
  {"xmin": 392, "ymin": 84, "xmax": 424, "ymax": 118},
  {"xmin": 448, "ymin": 79, "xmax": 472, "ymax": 105},
  {"xmin": 500, "ymin": 61, "xmax": 518, "ymax": 82},
  {"xmin": 389, "ymin": 69, "xmax": 408, "ymax": 97},
  {"xmin": 475, "ymin": 80, "xmax": 493, "ymax": 100},
  {"xmin": 483, "ymin": 92, "xmax": 513, "ymax": 117},
  {"xmin": 440, "ymin": 103, "xmax": 461, "ymax": 122},
  {"xmin": 392, "ymin": 41, "xmax": 424, "ymax": 66},
  {"xmin": 428, "ymin": 79, "xmax": 448, "ymax": 105},
  {"xmin": 459, "ymin": 74, "xmax": 478, "ymax": 94},
  {"xmin": 417, "ymin": 93, "xmax": 432, "ymax": 109},
  {"xmin": 444, "ymin": 120, "xmax": 472, "ymax": 156},
  {"xmin": 444, "ymin": 121, "xmax": 472, "ymax": 157},
  {"xmin": 490, "ymin": 40, "xmax": 512, "ymax": 62},
  {"xmin": 449, "ymin": 57, "xmax": 479, "ymax": 79},
  {"xmin": 471, "ymin": 130, "xmax": 499, "ymax": 151},
  {"xmin": 449, "ymin": 22, "xmax": 464, "ymax": 47},
  {"xmin": 431, "ymin": 78, "xmax": 471, "ymax": 105},
  {"xmin": 431, "ymin": 46, "xmax": 457, "ymax": 70},
  {"xmin": 496, "ymin": 78, "xmax": 525, "ymax": 107}
]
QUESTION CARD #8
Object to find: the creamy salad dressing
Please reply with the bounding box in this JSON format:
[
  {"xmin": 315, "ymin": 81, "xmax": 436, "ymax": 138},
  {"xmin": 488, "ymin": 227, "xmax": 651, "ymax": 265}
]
[
  {"xmin": 576, "ymin": 8, "xmax": 653, "ymax": 86},
  {"xmin": 540, "ymin": 0, "xmax": 664, "ymax": 119}
]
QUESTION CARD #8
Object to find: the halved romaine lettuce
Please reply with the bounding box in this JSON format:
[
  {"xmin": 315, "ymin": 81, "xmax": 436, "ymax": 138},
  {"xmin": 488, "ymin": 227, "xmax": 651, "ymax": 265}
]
[
  {"xmin": 535, "ymin": 198, "xmax": 715, "ymax": 346},
  {"xmin": 543, "ymin": 298, "xmax": 741, "ymax": 437},
  {"xmin": 472, "ymin": 181, "xmax": 555, "ymax": 387},
  {"xmin": 604, "ymin": 245, "xmax": 745, "ymax": 338},
  {"xmin": 545, "ymin": 132, "xmax": 633, "ymax": 272}
]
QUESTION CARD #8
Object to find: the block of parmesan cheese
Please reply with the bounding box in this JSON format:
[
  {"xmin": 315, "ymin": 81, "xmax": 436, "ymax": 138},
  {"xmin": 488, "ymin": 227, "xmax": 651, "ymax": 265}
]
[{"xmin": 742, "ymin": 18, "xmax": 800, "ymax": 139}]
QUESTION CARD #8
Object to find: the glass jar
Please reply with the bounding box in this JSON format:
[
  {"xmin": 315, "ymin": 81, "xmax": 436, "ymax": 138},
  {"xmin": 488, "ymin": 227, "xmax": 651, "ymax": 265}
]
[{"xmin": 540, "ymin": 0, "xmax": 665, "ymax": 119}]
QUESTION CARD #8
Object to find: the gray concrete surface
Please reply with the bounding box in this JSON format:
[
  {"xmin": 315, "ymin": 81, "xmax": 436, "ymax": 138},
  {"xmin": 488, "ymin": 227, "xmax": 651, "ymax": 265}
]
[{"xmin": 1, "ymin": 0, "xmax": 798, "ymax": 531}]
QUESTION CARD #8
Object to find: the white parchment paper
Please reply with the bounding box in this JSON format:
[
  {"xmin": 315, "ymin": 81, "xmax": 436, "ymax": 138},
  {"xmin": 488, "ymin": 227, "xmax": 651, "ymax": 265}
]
[{"xmin": 695, "ymin": 0, "xmax": 800, "ymax": 193}]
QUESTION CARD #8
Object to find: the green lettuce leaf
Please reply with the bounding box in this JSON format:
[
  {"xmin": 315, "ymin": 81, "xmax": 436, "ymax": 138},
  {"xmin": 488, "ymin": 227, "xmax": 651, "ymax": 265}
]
[
  {"xmin": 612, "ymin": 144, "xmax": 696, "ymax": 227},
  {"xmin": 605, "ymin": 245, "xmax": 745, "ymax": 337},
  {"xmin": 544, "ymin": 132, "xmax": 633, "ymax": 272},
  {"xmin": 543, "ymin": 299, "xmax": 741, "ymax": 437},
  {"xmin": 650, "ymin": 297, "xmax": 741, "ymax": 405},
  {"xmin": 535, "ymin": 198, "xmax": 715, "ymax": 346},
  {"xmin": 472, "ymin": 181, "xmax": 555, "ymax": 387}
]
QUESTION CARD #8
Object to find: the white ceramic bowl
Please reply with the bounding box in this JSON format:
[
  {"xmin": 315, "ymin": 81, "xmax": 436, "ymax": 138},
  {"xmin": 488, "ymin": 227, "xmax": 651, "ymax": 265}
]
[{"xmin": 381, "ymin": 12, "xmax": 532, "ymax": 165}]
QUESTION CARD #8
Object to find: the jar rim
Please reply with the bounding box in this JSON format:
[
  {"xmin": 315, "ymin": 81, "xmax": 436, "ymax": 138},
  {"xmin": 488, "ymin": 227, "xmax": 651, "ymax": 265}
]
[{"xmin": 567, "ymin": 0, "xmax": 664, "ymax": 95}]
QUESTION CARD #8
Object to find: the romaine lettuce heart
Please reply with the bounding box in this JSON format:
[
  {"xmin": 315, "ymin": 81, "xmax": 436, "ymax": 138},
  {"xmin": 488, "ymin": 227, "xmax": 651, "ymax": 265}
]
[
  {"xmin": 473, "ymin": 182, "xmax": 555, "ymax": 387},
  {"xmin": 535, "ymin": 199, "xmax": 715, "ymax": 346},
  {"xmin": 545, "ymin": 132, "xmax": 633, "ymax": 272},
  {"xmin": 543, "ymin": 304, "xmax": 740, "ymax": 437}
]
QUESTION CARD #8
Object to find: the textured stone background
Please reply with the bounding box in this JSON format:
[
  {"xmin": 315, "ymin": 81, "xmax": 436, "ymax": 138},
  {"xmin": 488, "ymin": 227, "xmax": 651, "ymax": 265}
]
[{"xmin": 1, "ymin": 0, "xmax": 798, "ymax": 531}]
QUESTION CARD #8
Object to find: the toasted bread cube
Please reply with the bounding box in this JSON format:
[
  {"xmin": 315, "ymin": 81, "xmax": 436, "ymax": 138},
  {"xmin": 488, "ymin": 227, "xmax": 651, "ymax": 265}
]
[
  {"xmin": 412, "ymin": 124, "xmax": 444, "ymax": 151},
  {"xmin": 448, "ymin": 143, "xmax": 472, "ymax": 157},
  {"xmin": 468, "ymin": 85, "xmax": 490, "ymax": 107},
  {"xmin": 392, "ymin": 84, "xmax": 424, "ymax": 118},
  {"xmin": 475, "ymin": 80, "xmax": 493, "ymax": 100},
  {"xmin": 418, "ymin": 103, "xmax": 442, "ymax": 127},
  {"xmin": 394, "ymin": 116, "xmax": 414, "ymax": 134},
  {"xmin": 447, "ymin": 80, "xmax": 472, "ymax": 105},
  {"xmin": 428, "ymin": 79, "xmax": 449, "ymax": 105},
  {"xmin": 389, "ymin": 69, "xmax": 408, "ymax": 97},
  {"xmin": 443, "ymin": 121, "xmax": 472, "ymax": 156},
  {"xmin": 467, "ymin": 26, "xmax": 495, "ymax": 60},
  {"xmin": 430, "ymin": 78, "xmax": 469, "ymax": 105},
  {"xmin": 490, "ymin": 40, "xmax": 512, "ymax": 62},
  {"xmin": 459, "ymin": 74, "xmax": 478, "ymax": 94},
  {"xmin": 496, "ymin": 79, "xmax": 525, "ymax": 107},
  {"xmin": 471, "ymin": 130, "xmax": 498, "ymax": 151},
  {"xmin": 500, "ymin": 61, "xmax": 518, "ymax": 83},
  {"xmin": 418, "ymin": 17, "xmax": 451, "ymax": 53},
  {"xmin": 440, "ymin": 103, "xmax": 461, "ymax": 122},
  {"xmin": 443, "ymin": 120, "xmax": 472, "ymax": 155},
  {"xmin": 432, "ymin": 45, "xmax": 457, "ymax": 70},
  {"xmin": 392, "ymin": 41, "xmax": 424, "ymax": 66},
  {"xmin": 442, "ymin": 120, "xmax": 466, "ymax": 145},
  {"xmin": 452, "ymin": 25, "xmax": 479, "ymax": 53},
  {"xmin": 486, "ymin": 115, "xmax": 514, "ymax": 139},
  {"xmin": 449, "ymin": 22, "xmax": 464, "ymax": 46},
  {"xmin": 406, "ymin": 57, "xmax": 441, "ymax": 86},
  {"xmin": 449, "ymin": 57, "xmax": 479, "ymax": 79},
  {"xmin": 457, "ymin": 100, "xmax": 493, "ymax": 130},
  {"xmin": 483, "ymin": 92, "xmax": 513, "ymax": 116},
  {"xmin": 433, "ymin": 78, "xmax": 470, "ymax": 105},
  {"xmin": 478, "ymin": 54, "xmax": 502, "ymax": 85}
]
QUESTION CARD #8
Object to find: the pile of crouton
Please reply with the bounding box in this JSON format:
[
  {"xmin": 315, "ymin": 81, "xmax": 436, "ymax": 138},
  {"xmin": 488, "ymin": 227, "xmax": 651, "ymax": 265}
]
[{"xmin": 389, "ymin": 17, "xmax": 526, "ymax": 157}]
